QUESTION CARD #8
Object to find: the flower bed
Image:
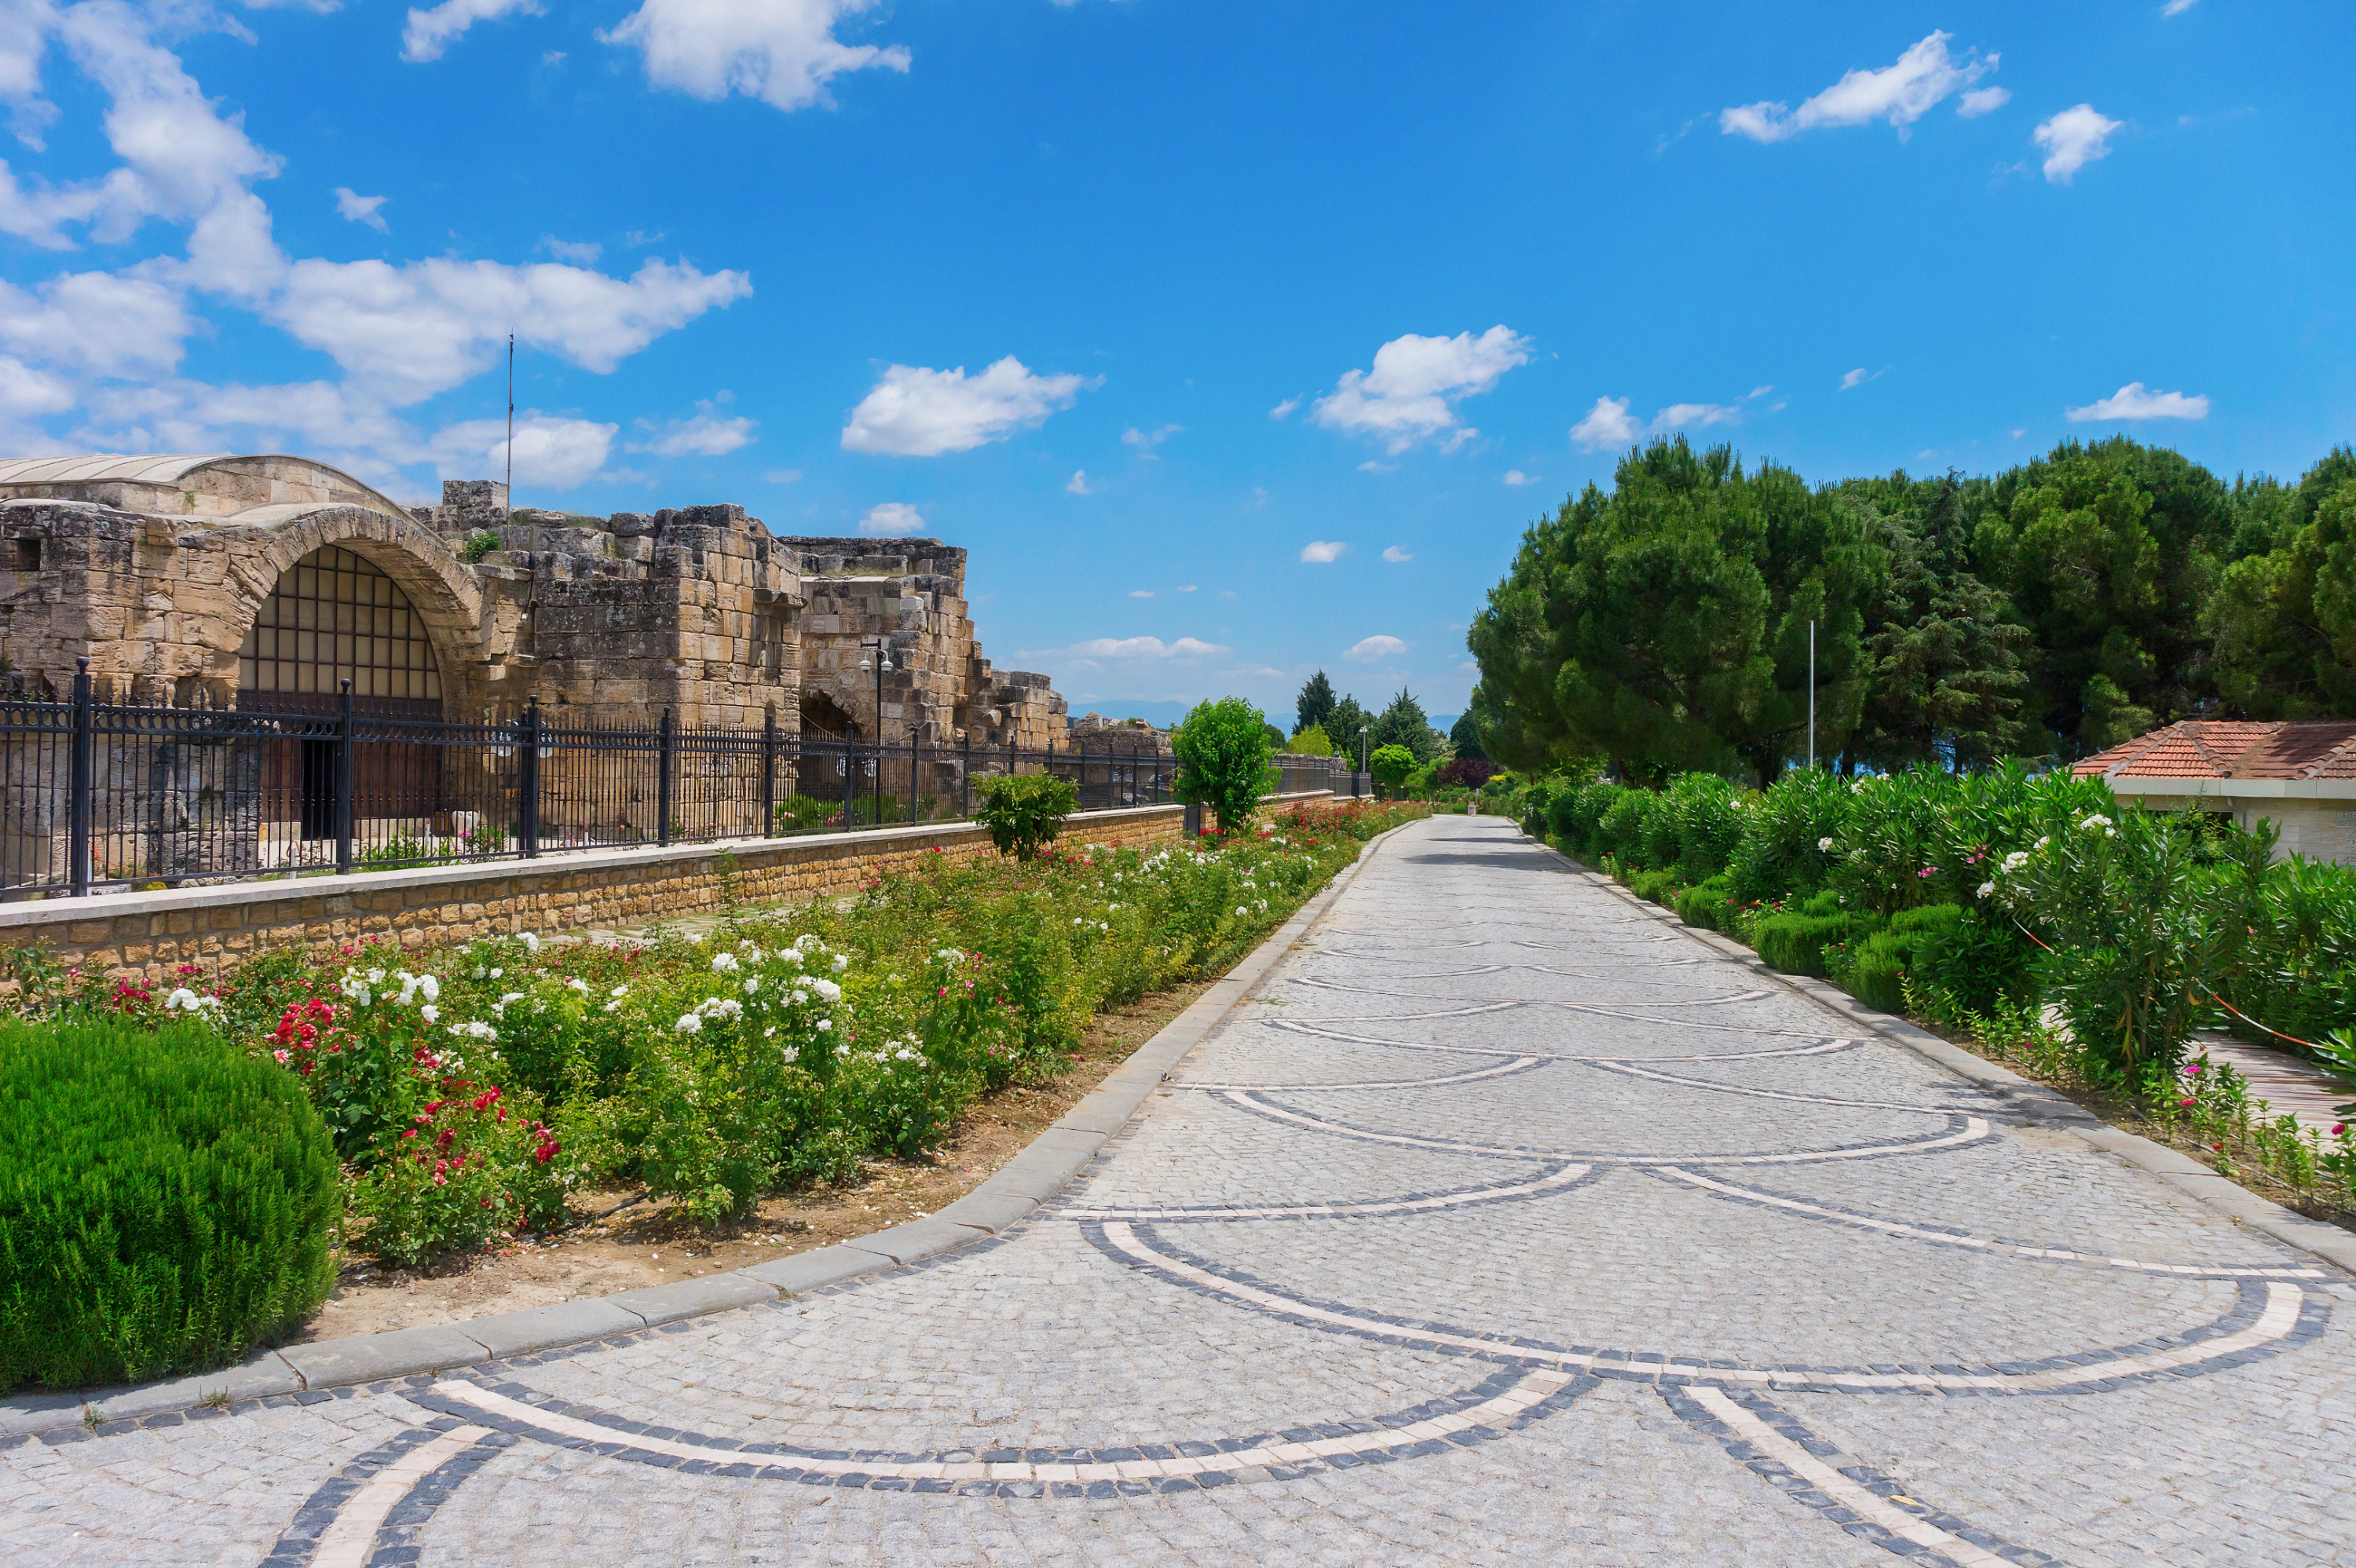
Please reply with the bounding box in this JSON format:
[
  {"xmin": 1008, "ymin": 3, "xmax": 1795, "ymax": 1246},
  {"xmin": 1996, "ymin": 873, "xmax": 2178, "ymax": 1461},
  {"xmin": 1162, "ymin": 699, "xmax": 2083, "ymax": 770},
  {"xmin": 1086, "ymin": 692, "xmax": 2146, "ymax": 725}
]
[
  {"xmin": 3, "ymin": 799, "xmax": 1426, "ymax": 1290},
  {"xmin": 1495, "ymin": 764, "xmax": 2356, "ymax": 1215}
]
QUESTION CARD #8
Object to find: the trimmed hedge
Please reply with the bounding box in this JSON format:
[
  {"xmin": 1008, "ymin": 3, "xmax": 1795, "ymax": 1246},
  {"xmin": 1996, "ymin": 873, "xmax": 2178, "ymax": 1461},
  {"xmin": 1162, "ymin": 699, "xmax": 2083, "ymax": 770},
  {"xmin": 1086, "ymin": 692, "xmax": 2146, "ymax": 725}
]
[{"xmin": 0, "ymin": 1018, "xmax": 341, "ymax": 1392}]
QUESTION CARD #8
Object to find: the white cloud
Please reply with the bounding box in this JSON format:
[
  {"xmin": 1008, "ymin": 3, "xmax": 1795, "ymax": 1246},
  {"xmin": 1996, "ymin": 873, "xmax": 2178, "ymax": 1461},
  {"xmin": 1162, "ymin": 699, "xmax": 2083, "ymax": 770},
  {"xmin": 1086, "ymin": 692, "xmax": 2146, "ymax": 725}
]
[
  {"xmin": 601, "ymin": 0, "xmax": 909, "ymax": 114},
  {"xmin": 2162, "ymin": 0, "xmax": 2197, "ymax": 14},
  {"xmin": 764, "ymin": 467, "xmax": 800, "ymax": 483},
  {"xmin": 541, "ymin": 236, "xmax": 602, "ymax": 265},
  {"xmin": 1839, "ymin": 367, "xmax": 1873, "ymax": 391},
  {"xmin": 1173, "ymin": 584, "xmax": 1196, "ymax": 593},
  {"xmin": 1721, "ymin": 31, "xmax": 1998, "ymax": 144},
  {"xmin": 629, "ymin": 401, "xmax": 755, "ymax": 455},
  {"xmin": 1299, "ymin": 539, "xmax": 1347, "ymax": 563},
  {"xmin": 1268, "ymin": 396, "xmax": 1299, "ymax": 420},
  {"xmin": 333, "ymin": 187, "xmax": 388, "ymax": 232},
  {"xmin": 1957, "ymin": 86, "xmax": 2010, "ymax": 118},
  {"xmin": 2065, "ymin": 382, "xmax": 2209, "ymax": 422},
  {"xmin": 0, "ymin": 353, "xmax": 72, "ymax": 418},
  {"xmin": 1653, "ymin": 401, "xmax": 1745, "ymax": 433},
  {"xmin": 857, "ymin": 501, "xmax": 926, "ymax": 536},
  {"xmin": 840, "ymin": 356, "xmax": 1088, "ymax": 456},
  {"xmin": 1312, "ymin": 325, "xmax": 1530, "ymax": 453},
  {"xmin": 402, "ymin": 0, "xmax": 540, "ymax": 62},
  {"xmin": 1381, "ymin": 545, "xmax": 1411, "ymax": 563},
  {"xmin": 1065, "ymin": 468, "xmax": 1092, "ymax": 495},
  {"xmin": 1355, "ymin": 459, "xmax": 1396, "ymax": 474},
  {"xmin": 431, "ymin": 411, "xmax": 616, "ymax": 489},
  {"xmin": 1502, "ymin": 469, "xmax": 1536, "ymax": 486},
  {"xmin": 1127, "ymin": 590, "xmax": 1152, "ymax": 598},
  {"xmin": 79, "ymin": 378, "xmax": 420, "ymax": 473},
  {"xmin": 270, "ymin": 256, "xmax": 751, "ymax": 405},
  {"xmin": 0, "ymin": 271, "xmax": 191, "ymax": 378},
  {"xmin": 1569, "ymin": 395, "xmax": 1640, "ymax": 451},
  {"xmin": 1344, "ymin": 634, "xmax": 1407, "ymax": 663},
  {"xmin": 1057, "ymin": 635, "xmax": 1228, "ymax": 660},
  {"xmin": 2033, "ymin": 104, "xmax": 2121, "ymax": 184},
  {"xmin": 1122, "ymin": 422, "xmax": 1179, "ymax": 454}
]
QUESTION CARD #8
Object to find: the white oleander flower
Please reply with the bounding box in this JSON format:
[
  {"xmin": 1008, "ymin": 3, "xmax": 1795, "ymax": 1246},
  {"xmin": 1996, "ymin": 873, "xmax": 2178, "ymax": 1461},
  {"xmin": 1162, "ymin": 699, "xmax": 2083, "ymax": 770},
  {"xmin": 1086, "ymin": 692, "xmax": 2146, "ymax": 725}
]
[
  {"xmin": 500, "ymin": 992, "xmax": 525, "ymax": 1007},
  {"xmin": 611, "ymin": 985, "xmax": 630, "ymax": 997},
  {"xmin": 2034, "ymin": 835, "xmax": 2051, "ymax": 851},
  {"xmin": 1235, "ymin": 906, "xmax": 1249, "ymax": 917},
  {"xmin": 417, "ymin": 974, "xmax": 440, "ymax": 1002},
  {"xmin": 1976, "ymin": 881, "xmax": 1995, "ymax": 899},
  {"xmin": 831, "ymin": 955, "xmax": 848, "ymax": 973},
  {"xmin": 339, "ymin": 976, "xmax": 372, "ymax": 1007},
  {"xmin": 164, "ymin": 987, "xmax": 199, "ymax": 1011},
  {"xmin": 519, "ymin": 932, "xmax": 540, "ymax": 952},
  {"xmin": 744, "ymin": 977, "xmax": 759, "ymax": 996},
  {"xmin": 565, "ymin": 977, "xmax": 590, "ymax": 993},
  {"xmin": 810, "ymin": 978, "xmax": 843, "ymax": 1003},
  {"xmin": 2078, "ymin": 813, "xmax": 2113, "ymax": 834},
  {"xmin": 488, "ymin": 967, "xmax": 503, "ymax": 979},
  {"xmin": 1817, "ymin": 837, "xmax": 1835, "ymax": 851},
  {"xmin": 711, "ymin": 952, "xmax": 739, "ymax": 972},
  {"xmin": 675, "ymin": 1013, "xmax": 704, "ymax": 1034},
  {"xmin": 420, "ymin": 1003, "xmax": 440, "ymax": 1024},
  {"xmin": 817, "ymin": 1018, "xmax": 832, "ymax": 1032},
  {"xmin": 2001, "ymin": 850, "xmax": 2032, "ymax": 872},
  {"xmin": 701, "ymin": 997, "xmax": 744, "ymax": 1022}
]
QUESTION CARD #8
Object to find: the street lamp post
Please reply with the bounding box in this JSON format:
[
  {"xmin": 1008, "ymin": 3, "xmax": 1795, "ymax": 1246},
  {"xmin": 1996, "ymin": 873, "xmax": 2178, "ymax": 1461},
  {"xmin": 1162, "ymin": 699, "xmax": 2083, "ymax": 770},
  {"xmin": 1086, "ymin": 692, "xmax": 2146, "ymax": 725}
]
[
  {"xmin": 859, "ymin": 637, "xmax": 892, "ymax": 824},
  {"xmin": 1359, "ymin": 725, "xmax": 1370, "ymax": 797}
]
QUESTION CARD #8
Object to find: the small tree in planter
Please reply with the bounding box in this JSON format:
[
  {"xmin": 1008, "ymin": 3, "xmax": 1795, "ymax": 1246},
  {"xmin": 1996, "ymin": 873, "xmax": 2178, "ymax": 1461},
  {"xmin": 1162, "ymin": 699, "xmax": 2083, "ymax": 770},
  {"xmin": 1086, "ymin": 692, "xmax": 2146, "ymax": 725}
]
[
  {"xmin": 974, "ymin": 773, "xmax": 1080, "ymax": 861},
  {"xmin": 1174, "ymin": 697, "xmax": 1279, "ymax": 831},
  {"xmin": 1369, "ymin": 744, "xmax": 1416, "ymax": 798}
]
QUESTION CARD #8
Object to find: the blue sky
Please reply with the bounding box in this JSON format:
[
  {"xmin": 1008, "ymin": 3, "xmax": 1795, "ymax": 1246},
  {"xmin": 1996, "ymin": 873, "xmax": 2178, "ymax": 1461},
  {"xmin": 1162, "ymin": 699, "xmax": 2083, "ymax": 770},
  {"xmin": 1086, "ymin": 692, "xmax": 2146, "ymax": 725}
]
[{"xmin": 1, "ymin": 1, "xmax": 2349, "ymax": 725}]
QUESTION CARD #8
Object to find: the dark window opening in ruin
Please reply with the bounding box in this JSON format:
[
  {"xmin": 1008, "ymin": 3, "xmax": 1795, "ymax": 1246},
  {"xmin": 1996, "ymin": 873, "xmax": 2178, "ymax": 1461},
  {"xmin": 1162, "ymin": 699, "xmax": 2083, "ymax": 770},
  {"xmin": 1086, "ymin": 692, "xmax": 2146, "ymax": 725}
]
[
  {"xmin": 300, "ymin": 738, "xmax": 337, "ymax": 840},
  {"xmin": 756, "ymin": 609, "xmax": 786, "ymax": 678},
  {"xmin": 800, "ymin": 692, "xmax": 852, "ymax": 739},
  {"xmin": 13, "ymin": 537, "xmax": 38, "ymax": 572},
  {"xmin": 236, "ymin": 544, "xmax": 445, "ymax": 719}
]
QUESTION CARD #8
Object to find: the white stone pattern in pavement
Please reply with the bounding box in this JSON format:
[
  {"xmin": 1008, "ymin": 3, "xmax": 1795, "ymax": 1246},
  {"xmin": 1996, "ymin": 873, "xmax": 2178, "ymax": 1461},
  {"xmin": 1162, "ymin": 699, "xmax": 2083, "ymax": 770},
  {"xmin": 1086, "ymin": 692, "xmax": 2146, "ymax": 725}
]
[{"xmin": 8, "ymin": 817, "xmax": 2356, "ymax": 1567}]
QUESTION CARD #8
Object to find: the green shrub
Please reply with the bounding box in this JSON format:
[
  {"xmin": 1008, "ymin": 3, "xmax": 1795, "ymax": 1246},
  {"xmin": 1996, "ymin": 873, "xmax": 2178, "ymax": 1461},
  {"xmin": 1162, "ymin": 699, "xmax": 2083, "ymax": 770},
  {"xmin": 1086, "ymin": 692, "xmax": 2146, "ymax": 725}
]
[
  {"xmin": 973, "ymin": 773, "xmax": 1078, "ymax": 861},
  {"xmin": 0, "ymin": 1018, "xmax": 340, "ymax": 1392},
  {"xmin": 1729, "ymin": 768, "xmax": 1850, "ymax": 905},
  {"xmin": 1626, "ymin": 866, "xmax": 1684, "ymax": 905},
  {"xmin": 459, "ymin": 530, "xmax": 501, "ymax": 563},
  {"xmin": 1596, "ymin": 788, "xmax": 1664, "ymax": 868},
  {"xmin": 1674, "ymin": 875, "xmax": 1737, "ymax": 931},
  {"xmin": 1832, "ymin": 905, "xmax": 1960, "ymax": 1015},
  {"xmin": 1173, "ymin": 697, "xmax": 1279, "ymax": 830},
  {"xmin": 1754, "ymin": 912, "xmax": 1858, "ymax": 978},
  {"xmin": 1369, "ymin": 744, "xmax": 1416, "ymax": 795},
  {"xmin": 1664, "ymin": 773, "xmax": 1747, "ymax": 883},
  {"xmin": 1908, "ymin": 904, "xmax": 2034, "ymax": 1020}
]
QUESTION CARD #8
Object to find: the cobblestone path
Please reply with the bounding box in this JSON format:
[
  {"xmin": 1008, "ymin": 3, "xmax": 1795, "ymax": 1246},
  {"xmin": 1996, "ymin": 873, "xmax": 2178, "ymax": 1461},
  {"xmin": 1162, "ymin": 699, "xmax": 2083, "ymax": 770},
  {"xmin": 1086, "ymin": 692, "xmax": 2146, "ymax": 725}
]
[{"xmin": 9, "ymin": 817, "xmax": 2356, "ymax": 1566}]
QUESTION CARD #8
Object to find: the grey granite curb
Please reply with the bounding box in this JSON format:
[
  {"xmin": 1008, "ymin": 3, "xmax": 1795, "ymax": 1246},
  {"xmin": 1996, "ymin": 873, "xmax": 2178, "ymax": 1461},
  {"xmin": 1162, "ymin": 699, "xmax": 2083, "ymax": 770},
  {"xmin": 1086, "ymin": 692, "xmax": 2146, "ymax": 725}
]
[
  {"xmin": 1522, "ymin": 831, "xmax": 2356, "ymax": 1281},
  {"xmin": 0, "ymin": 814, "xmax": 1412, "ymax": 1437}
]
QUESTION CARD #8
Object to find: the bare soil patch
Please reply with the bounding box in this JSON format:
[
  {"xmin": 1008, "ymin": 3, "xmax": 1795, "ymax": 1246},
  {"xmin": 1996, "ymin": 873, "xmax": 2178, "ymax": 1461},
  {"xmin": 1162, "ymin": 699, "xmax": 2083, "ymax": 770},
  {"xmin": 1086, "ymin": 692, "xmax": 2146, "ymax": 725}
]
[{"xmin": 298, "ymin": 978, "xmax": 1216, "ymax": 1342}]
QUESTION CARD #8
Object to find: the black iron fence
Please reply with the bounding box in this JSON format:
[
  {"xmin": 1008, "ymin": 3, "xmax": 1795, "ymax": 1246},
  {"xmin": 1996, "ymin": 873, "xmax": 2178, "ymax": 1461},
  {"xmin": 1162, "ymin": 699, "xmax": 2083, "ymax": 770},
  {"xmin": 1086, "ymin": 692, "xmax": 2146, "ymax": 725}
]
[{"xmin": 0, "ymin": 665, "xmax": 1344, "ymax": 897}]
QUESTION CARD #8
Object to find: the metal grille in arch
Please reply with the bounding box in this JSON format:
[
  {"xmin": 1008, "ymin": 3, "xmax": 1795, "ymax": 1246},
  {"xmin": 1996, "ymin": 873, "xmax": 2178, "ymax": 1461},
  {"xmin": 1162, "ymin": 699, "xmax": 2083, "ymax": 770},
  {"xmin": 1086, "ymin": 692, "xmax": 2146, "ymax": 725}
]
[{"xmin": 236, "ymin": 544, "xmax": 444, "ymax": 713}]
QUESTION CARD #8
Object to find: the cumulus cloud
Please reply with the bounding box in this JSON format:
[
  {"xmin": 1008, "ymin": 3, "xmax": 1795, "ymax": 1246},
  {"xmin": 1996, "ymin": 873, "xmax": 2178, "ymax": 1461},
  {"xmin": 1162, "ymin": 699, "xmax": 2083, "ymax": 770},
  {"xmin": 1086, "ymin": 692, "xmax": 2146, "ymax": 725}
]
[
  {"xmin": 0, "ymin": 353, "xmax": 73, "ymax": 418},
  {"xmin": 1268, "ymin": 397, "xmax": 1299, "ymax": 420},
  {"xmin": 629, "ymin": 400, "xmax": 755, "ymax": 455},
  {"xmin": 2033, "ymin": 104, "xmax": 2121, "ymax": 184},
  {"xmin": 1066, "ymin": 469, "xmax": 1092, "ymax": 495},
  {"xmin": 1381, "ymin": 545, "xmax": 1412, "ymax": 562},
  {"xmin": 0, "ymin": 271, "xmax": 192, "ymax": 378},
  {"xmin": 1312, "ymin": 325, "xmax": 1530, "ymax": 453},
  {"xmin": 602, "ymin": 0, "xmax": 909, "ymax": 113},
  {"xmin": 1344, "ymin": 634, "xmax": 1407, "ymax": 662},
  {"xmin": 431, "ymin": 411, "xmax": 617, "ymax": 489},
  {"xmin": 840, "ymin": 356, "xmax": 1088, "ymax": 456},
  {"xmin": 2065, "ymin": 382, "xmax": 2209, "ymax": 422},
  {"xmin": 1653, "ymin": 401, "xmax": 1745, "ymax": 433},
  {"xmin": 1957, "ymin": 86, "xmax": 2010, "ymax": 118},
  {"xmin": 1569, "ymin": 395, "xmax": 1640, "ymax": 451},
  {"xmin": 1299, "ymin": 540, "xmax": 1347, "ymax": 564},
  {"xmin": 1502, "ymin": 469, "xmax": 1536, "ymax": 486},
  {"xmin": 333, "ymin": 187, "xmax": 389, "ymax": 232},
  {"xmin": 1056, "ymin": 635, "xmax": 1228, "ymax": 660},
  {"xmin": 1122, "ymin": 422, "xmax": 1179, "ymax": 455},
  {"xmin": 1721, "ymin": 31, "xmax": 1998, "ymax": 143},
  {"xmin": 858, "ymin": 501, "xmax": 926, "ymax": 535},
  {"xmin": 402, "ymin": 0, "xmax": 541, "ymax": 62}
]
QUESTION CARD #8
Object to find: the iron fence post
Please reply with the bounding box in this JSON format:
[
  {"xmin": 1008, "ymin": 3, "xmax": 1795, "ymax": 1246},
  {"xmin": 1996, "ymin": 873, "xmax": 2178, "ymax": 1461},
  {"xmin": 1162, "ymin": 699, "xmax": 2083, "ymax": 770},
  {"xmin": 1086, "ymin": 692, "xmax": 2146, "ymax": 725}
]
[
  {"xmin": 657, "ymin": 707, "xmax": 675, "ymax": 847},
  {"xmin": 518, "ymin": 700, "xmax": 542, "ymax": 857},
  {"xmin": 68, "ymin": 658, "xmax": 91, "ymax": 896},
  {"xmin": 335, "ymin": 678, "xmax": 355, "ymax": 875},
  {"xmin": 762, "ymin": 709, "xmax": 777, "ymax": 838},
  {"xmin": 909, "ymin": 730, "xmax": 919, "ymax": 824},
  {"xmin": 960, "ymin": 733, "xmax": 971, "ymax": 817}
]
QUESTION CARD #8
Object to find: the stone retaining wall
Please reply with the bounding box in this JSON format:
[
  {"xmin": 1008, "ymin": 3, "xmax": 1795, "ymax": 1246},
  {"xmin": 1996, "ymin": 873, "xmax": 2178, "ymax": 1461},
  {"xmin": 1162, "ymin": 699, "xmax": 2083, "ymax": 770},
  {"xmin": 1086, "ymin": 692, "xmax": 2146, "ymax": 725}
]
[{"xmin": 1, "ymin": 795, "xmax": 1333, "ymax": 982}]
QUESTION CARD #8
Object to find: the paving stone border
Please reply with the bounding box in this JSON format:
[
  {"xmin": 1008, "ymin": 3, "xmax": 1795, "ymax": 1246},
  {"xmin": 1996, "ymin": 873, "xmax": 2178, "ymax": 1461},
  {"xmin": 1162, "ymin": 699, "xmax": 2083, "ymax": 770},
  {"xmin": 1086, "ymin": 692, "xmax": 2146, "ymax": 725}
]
[
  {"xmin": 1529, "ymin": 835, "xmax": 2356, "ymax": 1281},
  {"xmin": 0, "ymin": 819, "xmax": 1417, "ymax": 1439}
]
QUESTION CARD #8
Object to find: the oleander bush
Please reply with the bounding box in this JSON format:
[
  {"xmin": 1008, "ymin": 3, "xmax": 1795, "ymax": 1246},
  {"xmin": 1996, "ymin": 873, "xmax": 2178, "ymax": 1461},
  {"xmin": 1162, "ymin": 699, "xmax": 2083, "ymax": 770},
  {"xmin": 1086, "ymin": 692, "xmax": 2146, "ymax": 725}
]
[
  {"xmin": 973, "ymin": 773, "xmax": 1079, "ymax": 861},
  {"xmin": 2, "ymin": 798, "xmax": 1428, "ymax": 1275},
  {"xmin": 0, "ymin": 1017, "xmax": 341, "ymax": 1392}
]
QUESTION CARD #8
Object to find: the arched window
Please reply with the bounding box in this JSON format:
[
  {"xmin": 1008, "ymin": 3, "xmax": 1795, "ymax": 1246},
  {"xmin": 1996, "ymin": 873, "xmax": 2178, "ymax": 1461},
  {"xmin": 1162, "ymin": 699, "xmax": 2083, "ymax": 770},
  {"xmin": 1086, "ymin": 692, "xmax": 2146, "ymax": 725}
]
[{"xmin": 237, "ymin": 544, "xmax": 444, "ymax": 715}]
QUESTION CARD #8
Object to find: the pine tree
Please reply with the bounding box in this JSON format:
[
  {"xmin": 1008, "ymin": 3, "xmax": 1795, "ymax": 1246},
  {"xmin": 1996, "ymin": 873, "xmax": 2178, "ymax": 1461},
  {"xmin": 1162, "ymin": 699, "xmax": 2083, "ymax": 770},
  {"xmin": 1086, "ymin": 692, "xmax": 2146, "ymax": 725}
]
[{"xmin": 1295, "ymin": 670, "xmax": 1336, "ymax": 736}]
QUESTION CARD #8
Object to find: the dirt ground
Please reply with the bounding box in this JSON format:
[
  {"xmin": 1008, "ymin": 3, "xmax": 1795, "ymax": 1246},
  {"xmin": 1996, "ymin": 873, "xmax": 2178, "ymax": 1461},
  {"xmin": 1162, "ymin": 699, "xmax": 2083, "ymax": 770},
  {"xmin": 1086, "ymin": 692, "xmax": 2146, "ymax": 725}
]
[{"xmin": 297, "ymin": 979, "xmax": 1215, "ymax": 1342}]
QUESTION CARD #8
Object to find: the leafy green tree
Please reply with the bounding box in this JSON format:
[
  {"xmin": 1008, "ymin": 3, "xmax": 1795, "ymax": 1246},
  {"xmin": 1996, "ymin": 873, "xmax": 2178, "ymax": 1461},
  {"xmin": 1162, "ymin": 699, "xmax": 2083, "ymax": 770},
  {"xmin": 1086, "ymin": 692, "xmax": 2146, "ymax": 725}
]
[
  {"xmin": 1842, "ymin": 472, "xmax": 2032, "ymax": 769},
  {"xmin": 1970, "ymin": 437, "xmax": 2232, "ymax": 755},
  {"xmin": 1325, "ymin": 693, "xmax": 1374, "ymax": 766},
  {"xmin": 1468, "ymin": 438, "xmax": 1877, "ymax": 785},
  {"xmin": 1368, "ymin": 744, "xmax": 1416, "ymax": 795},
  {"xmin": 1449, "ymin": 711, "xmax": 1487, "ymax": 761},
  {"xmin": 1295, "ymin": 670, "xmax": 1336, "ymax": 736},
  {"xmin": 1173, "ymin": 696, "xmax": 1279, "ymax": 829},
  {"xmin": 1286, "ymin": 722, "xmax": 1335, "ymax": 756},
  {"xmin": 973, "ymin": 773, "xmax": 1078, "ymax": 861},
  {"xmin": 2204, "ymin": 450, "xmax": 2356, "ymax": 718},
  {"xmin": 1370, "ymin": 687, "xmax": 1447, "ymax": 762}
]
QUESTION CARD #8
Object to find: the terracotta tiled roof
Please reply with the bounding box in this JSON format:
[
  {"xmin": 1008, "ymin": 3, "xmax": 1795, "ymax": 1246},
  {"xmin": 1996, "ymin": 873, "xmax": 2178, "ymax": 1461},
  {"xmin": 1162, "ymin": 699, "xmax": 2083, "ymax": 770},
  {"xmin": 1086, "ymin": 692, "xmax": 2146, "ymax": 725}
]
[{"xmin": 2072, "ymin": 721, "xmax": 2356, "ymax": 781}]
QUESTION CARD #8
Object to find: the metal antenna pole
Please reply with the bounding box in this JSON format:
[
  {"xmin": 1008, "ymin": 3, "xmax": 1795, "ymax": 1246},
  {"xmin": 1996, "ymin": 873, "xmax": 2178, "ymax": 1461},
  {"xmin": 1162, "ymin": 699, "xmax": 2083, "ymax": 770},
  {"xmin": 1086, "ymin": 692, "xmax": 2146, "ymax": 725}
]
[{"xmin": 1807, "ymin": 619, "xmax": 1816, "ymax": 771}]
